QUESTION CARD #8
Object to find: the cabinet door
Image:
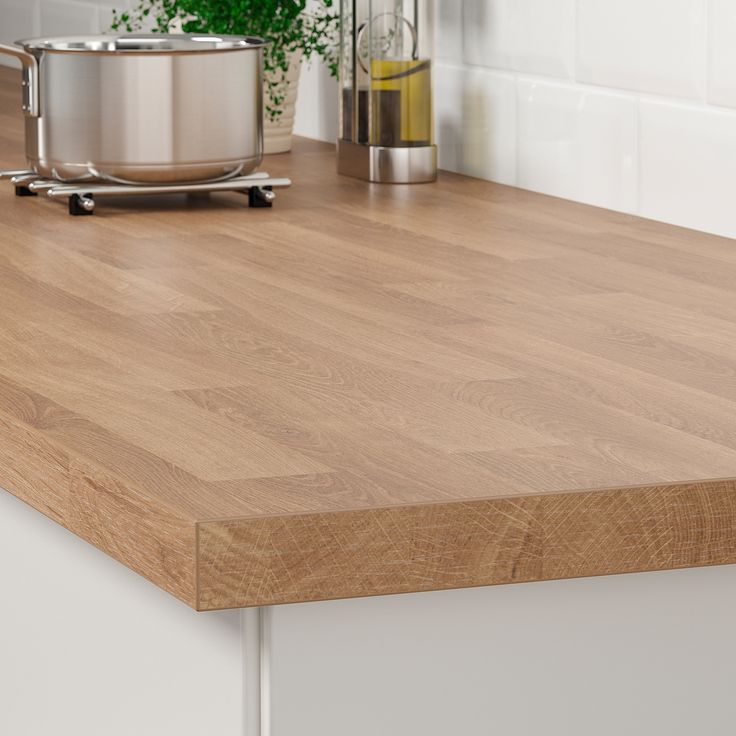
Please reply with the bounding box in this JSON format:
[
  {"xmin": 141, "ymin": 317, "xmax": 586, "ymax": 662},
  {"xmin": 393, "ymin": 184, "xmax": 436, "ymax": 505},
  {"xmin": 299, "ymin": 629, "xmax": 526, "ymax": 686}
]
[
  {"xmin": 0, "ymin": 488, "xmax": 244, "ymax": 736},
  {"xmin": 268, "ymin": 565, "xmax": 736, "ymax": 736}
]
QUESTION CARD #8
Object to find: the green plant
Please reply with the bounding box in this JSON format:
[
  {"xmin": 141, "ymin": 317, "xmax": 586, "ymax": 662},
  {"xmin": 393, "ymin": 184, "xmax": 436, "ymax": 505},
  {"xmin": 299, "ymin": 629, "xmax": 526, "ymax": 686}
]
[{"xmin": 111, "ymin": 0, "xmax": 339, "ymax": 121}]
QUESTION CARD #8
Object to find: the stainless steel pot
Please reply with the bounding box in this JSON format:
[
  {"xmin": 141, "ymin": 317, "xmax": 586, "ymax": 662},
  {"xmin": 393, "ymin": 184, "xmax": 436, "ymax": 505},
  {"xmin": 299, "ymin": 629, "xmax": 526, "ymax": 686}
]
[{"xmin": 0, "ymin": 34, "xmax": 267, "ymax": 184}]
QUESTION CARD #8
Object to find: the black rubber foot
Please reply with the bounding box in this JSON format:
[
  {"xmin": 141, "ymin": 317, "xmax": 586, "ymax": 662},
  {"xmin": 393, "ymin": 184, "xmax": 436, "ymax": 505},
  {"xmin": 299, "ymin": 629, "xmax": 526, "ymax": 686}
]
[
  {"xmin": 248, "ymin": 186, "xmax": 273, "ymax": 208},
  {"xmin": 15, "ymin": 185, "xmax": 37, "ymax": 197},
  {"xmin": 69, "ymin": 194, "xmax": 94, "ymax": 216}
]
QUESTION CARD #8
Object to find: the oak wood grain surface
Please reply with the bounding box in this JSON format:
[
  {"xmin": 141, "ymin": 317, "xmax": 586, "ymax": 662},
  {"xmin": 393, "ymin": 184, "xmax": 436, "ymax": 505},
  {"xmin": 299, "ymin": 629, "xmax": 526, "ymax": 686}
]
[{"xmin": 1, "ymin": 66, "xmax": 736, "ymax": 610}]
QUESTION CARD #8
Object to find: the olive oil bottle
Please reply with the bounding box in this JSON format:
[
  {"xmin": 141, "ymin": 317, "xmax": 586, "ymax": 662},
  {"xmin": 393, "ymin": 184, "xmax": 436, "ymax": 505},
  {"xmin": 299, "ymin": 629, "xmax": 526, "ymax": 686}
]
[{"xmin": 337, "ymin": 0, "xmax": 437, "ymax": 183}]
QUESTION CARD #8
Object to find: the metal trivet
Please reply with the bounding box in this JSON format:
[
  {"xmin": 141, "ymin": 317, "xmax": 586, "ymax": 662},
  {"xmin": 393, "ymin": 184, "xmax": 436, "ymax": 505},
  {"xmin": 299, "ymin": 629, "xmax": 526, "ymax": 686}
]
[{"xmin": 0, "ymin": 170, "xmax": 291, "ymax": 216}]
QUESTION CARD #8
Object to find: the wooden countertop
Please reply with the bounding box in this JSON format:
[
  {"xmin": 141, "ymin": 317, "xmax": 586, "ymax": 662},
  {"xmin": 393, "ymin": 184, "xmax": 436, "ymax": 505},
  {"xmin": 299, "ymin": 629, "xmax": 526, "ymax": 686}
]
[{"xmin": 1, "ymin": 67, "xmax": 736, "ymax": 610}]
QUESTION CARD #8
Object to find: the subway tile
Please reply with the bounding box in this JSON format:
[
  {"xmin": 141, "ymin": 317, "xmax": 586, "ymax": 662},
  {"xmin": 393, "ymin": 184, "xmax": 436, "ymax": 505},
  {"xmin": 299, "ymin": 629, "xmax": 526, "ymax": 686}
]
[
  {"xmin": 639, "ymin": 100, "xmax": 736, "ymax": 238},
  {"xmin": 294, "ymin": 59, "xmax": 338, "ymax": 144},
  {"xmin": 435, "ymin": 64, "xmax": 516, "ymax": 185},
  {"xmin": 40, "ymin": 0, "xmax": 100, "ymax": 36},
  {"xmin": 517, "ymin": 79, "xmax": 637, "ymax": 212},
  {"xmin": 98, "ymin": 4, "xmax": 125, "ymax": 33},
  {"xmin": 433, "ymin": 0, "xmax": 463, "ymax": 64},
  {"xmin": 0, "ymin": 0, "xmax": 38, "ymax": 67},
  {"xmin": 462, "ymin": 0, "xmax": 575, "ymax": 78},
  {"xmin": 577, "ymin": 0, "xmax": 707, "ymax": 99},
  {"xmin": 708, "ymin": 0, "xmax": 736, "ymax": 108}
]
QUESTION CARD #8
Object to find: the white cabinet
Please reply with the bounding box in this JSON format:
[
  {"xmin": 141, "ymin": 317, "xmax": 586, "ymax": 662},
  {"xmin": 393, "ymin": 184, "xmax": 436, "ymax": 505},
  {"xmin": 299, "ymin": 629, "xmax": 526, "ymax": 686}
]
[
  {"xmin": 270, "ymin": 568, "xmax": 736, "ymax": 736},
  {"xmin": 0, "ymin": 489, "xmax": 243, "ymax": 736}
]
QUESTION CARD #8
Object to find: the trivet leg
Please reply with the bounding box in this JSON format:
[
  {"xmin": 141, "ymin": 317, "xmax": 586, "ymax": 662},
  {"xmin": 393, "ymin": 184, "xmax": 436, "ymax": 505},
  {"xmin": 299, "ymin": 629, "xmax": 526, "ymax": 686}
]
[
  {"xmin": 15, "ymin": 185, "xmax": 37, "ymax": 197},
  {"xmin": 248, "ymin": 186, "xmax": 275, "ymax": 208},
  {"xmin": 69, "ymin": 193, "xmax": 95, "ymax": 216}
]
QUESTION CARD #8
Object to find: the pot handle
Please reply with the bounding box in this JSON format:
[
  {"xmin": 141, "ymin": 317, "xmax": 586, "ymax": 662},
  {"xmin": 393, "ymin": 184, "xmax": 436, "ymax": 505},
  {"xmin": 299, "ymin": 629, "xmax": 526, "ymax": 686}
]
[{"xmin": 0, "ymin": 43, "xmax": 39, "ymax": 117}]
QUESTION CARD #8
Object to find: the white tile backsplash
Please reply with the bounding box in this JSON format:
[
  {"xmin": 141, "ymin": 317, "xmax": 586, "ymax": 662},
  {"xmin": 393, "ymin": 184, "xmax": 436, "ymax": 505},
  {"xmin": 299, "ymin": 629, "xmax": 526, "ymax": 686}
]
[
  {"xmin": 40, "ymin": 0, "xmax": 100, "ymax": 36},
  {"xmin": 707, "ymin": 0, "xmax": 736, "ymax": 108},
  {"xmin": 0, "ymin": 0, "xmax": 121, "ymax": 62},
  {"xmin": 98, "ymin": 3, "xmax": 124, "ymax": 33},
  {"xmin": 293, "ymin": 58, "xmax": 339, "ymax": 145},
  {"xmin": 639, "ymin": 100, "xmax": 736, "ymax": 238},
  {"xmin": 577, "ymin": 0, "xmax": 707, "ymax": 99},
  {"xmin": 0, "ymin": 0, "xmax": 39, "ymax": 67},
  {"xmin": 434, "ymin": 0, "xmax": 463, "ymax": 64},
  {"xmin": 517, "ymin": 80, "xmax": 637, "ymax": 212},
  {"xmin": 435, "ymin": 63, "xmax": 516, "ymax": 185},
  {"xmin": 463, "ymin": 0, "xmax": 575, "ymax": 78}
]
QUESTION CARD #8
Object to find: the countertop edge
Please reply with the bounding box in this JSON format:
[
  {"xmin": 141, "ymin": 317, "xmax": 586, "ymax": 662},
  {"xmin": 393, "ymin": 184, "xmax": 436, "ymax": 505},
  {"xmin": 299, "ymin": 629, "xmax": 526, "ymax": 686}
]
[{"xmin": 195, "ymin": 478, "xmax": 736, "ymax": 609}]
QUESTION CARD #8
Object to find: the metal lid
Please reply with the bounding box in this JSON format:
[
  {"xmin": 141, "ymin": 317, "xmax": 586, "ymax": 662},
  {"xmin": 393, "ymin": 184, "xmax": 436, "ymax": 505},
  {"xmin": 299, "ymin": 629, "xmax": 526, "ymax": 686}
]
[{"xmin": 18, "ymin": 33, "xmax": 268, "ymax": 54}]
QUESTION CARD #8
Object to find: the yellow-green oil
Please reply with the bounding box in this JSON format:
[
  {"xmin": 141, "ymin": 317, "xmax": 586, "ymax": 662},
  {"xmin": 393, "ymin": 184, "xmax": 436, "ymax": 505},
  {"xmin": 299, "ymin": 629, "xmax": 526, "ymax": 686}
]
[{"xmin": 370, "ymin": 58, "xmax": 432, "ymax": 147}]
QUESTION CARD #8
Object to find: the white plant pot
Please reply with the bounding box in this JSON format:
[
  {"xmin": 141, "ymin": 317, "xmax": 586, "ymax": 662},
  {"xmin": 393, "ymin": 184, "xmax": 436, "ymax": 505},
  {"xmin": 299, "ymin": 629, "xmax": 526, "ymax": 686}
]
[{"xmin": 263, "ymin": 52, "xmax": 302, "ymax": 155}]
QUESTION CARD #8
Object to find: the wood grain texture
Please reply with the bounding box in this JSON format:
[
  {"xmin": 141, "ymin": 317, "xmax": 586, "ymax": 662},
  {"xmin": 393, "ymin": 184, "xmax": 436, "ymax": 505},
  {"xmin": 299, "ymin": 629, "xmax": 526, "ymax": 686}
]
[
  {"xmin": 197, "ymin": 480, "xmax": 736, "ymax": 609},
  {"xmin": 1, "ymin": 66, "xmax": 736, "ymax": 609}
]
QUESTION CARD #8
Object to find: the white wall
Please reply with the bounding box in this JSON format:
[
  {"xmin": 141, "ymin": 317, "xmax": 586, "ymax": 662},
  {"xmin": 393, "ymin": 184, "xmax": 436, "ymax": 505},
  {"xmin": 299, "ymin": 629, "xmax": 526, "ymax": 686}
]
[
  {"xmin": 432, "ymin": 0, "xmax": 736, "ymax": 239},
  {"xmin": 0, "ymin": 0, "xmax": 126, "ymax": 53},
  {"xmin": 298, "ymin": 0, "xmax": 736, "ymax": 241}
]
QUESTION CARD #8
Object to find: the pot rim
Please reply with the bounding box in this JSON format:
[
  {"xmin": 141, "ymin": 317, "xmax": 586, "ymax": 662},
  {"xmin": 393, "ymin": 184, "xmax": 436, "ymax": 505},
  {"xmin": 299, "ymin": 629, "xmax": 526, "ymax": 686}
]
[{"xmin": 17, "ymin": 33, "xmax": 269, "ymax": 55}]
